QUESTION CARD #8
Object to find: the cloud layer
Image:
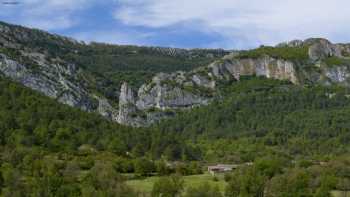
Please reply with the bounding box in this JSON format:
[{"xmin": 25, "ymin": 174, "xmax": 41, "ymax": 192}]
[
  {"xmin": 1, "ymin": 0, "xmax": 350, "ymax": 48},
  {"xmin": 1, "ymin": 0, "xmax": 92, "ymax": 30},
  {"xmin": 114, "ymin": 0, "xmax": 350, "ymax": 48}
]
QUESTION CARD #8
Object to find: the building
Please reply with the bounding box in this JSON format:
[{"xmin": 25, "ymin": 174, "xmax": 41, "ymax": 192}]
[{"xmin": 207, "ymin": 164, "xmax": 238, "ymax": 176}]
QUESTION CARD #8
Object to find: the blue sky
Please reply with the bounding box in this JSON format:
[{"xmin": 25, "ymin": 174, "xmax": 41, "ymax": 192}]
[{"xmin": 1, "ymin": 0, "xmax": 350, "ymax": 49}]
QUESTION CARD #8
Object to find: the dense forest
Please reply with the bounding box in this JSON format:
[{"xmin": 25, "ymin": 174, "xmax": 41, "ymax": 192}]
[
  {"xmin": 1, "ymin": 75, "xmax": 350, "ymax": 196},
  {"xmin": 2, "ymin": 20, "xmax": 350, "ymax": 196}
]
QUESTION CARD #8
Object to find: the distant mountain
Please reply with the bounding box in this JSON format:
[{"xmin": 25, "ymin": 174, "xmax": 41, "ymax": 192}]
[
  {"xmin": 116, "ymin": 38, "xmax": 350, "ymax": 126},
  {"xmin": 1, "ymin": 21, "xmax": 350, "ymax": 126},
  {"xmin": 0, "ymin": 21, "xmax": 227, "ymax": 124}
]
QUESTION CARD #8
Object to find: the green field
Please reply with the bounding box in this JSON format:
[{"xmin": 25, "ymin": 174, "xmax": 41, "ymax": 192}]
[
  {"xmin": 126, "ymin": 173, "xmax": 227, "ymax": 195},
  {"xmin": 331, "ymin": 190, "xmax": 350, "ymax": 197}
]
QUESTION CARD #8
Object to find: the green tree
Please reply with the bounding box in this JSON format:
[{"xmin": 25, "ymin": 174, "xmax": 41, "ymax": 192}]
[
  {"xmin": 30, "ymin": 160, "xmax": 66, "ymax": 197},
  {"xmin": 268, "ymin": 169, "xmax": 312, "ymax": 197},
  {"xmin": 225, "ymin": 167, "xmax": 266, "ymax": 197},
  {"xmin": 1, "ymin": 163, "xmax": 24, "ymax": 197},
  {"xmin": 151, "ymin": 175, "xmax": 184, "ymax": 197},
  {"xmin": 156, "ymin": 160, "xmax": 171, "ymax": 176},
  {"xmin": 134, "ymin": 158, "xmax": 155, "ymax": 176},
  {"xmin": 314, "ymin": 175, "xmax": 337, "ymax": 197},
  {"xmin": 184, "ymin": 182, "xmax": 222, "ymax": 197},
  {"xmin": 82, "ymin": 162, "xmax": 136, "ymax": 197},
  {"xmin": 0, "ymin": 169, "xmax": 3, "ymax": 194}
]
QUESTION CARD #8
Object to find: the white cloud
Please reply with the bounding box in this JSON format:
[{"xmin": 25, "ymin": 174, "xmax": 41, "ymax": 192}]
[
  {"xmin": 2, "ymin": 0, "xmax": 350, "ymax": 48},
  {"xmin": 114, "ymin": 0, "xmax": 350, "ymax": 48},
  {"xmin": 1, "ymin": 0, "xmax": 94, "ymax": 30}
]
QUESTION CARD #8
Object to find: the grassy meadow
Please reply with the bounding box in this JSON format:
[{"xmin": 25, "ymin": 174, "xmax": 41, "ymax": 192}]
[{"xmin": 126, "ymin": 173, "xmax": 227, "ymax": 195}]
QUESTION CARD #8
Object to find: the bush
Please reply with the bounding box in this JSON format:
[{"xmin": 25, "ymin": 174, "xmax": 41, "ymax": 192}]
[
  {"xmin": 151, "ymin": 175, "xmax": 184, "ymax": 197},
  {"xmin": 134, "ymin": 158, "xmax": 156, "ymax": 176},
  {"xmin": 184, "ymin": 182, "xmax": 222, "ymax": 197},
  {"xmin": 238, "ymin": 46, "xmax": 309, "ymax": 62},
  {"xmin": 324, "ymin": 56, "xmax": 350, "ymax": 66}
]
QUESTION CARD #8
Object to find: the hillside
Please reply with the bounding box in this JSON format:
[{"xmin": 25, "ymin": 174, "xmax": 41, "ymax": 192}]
[
  {"xmin": 2, "ymin": 1, "xmax": 350, "ymax": 195},
  {"xmin": 116, "ymin": 38, "xmax": 350, "ymax": 126},
  {"xmin": 0, "ymin": 21, "xmax": 228, "ymax": 125},
  {"xmin": 2, "ymin": 72, "xmax": 350, "ymax": 196},
  {"xmin": 0, "ymin": 21, "xmax": 227, "ymax": 89},
  {"xmin": 3, "ymin": 21, "xmax": 350, "ymax": 128}
]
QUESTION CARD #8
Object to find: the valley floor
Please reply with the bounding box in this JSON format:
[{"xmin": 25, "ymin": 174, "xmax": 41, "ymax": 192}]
[{"xmin": 126, "ymin": 173, "xmax": 227, "ymax": 195}]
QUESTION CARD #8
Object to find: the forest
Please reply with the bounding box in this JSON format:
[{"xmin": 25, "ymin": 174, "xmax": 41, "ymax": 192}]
[{"xmin": 1, "ymin": 75, "xmax": 350, "ymax": 196}]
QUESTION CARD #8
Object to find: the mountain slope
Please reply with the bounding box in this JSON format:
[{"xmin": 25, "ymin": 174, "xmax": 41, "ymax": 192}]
[
  {"xmin": 2, "ymin": 21, "xmax": 350, "ymax": 127},
  {"xmin": 0, "ymin": 21, "xmax": 227, "ymax": 125},
  {"xmin": 0, "ymin": 76, "xmax": 141, "ymax": 152},
  {"xmin": 2, "ymin": 21, "xmax": 350, "ymax": 197},
  {"xmin": 116, "ymin": 38, "xmax": 350, "ymax": 126}
]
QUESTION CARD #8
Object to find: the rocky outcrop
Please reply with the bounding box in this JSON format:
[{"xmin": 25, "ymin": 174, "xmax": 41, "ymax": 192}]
[
  {"xmin": 114, "ymin": 38, "xmax": 350, "ymax": 126},
  {"xmin": 277, "ymin": 38, "xmax": 350, "ymax": 61},
  {"xmin": 3, "ymin": 24, "xmax": 350, "ymax": 128},
  {"xmin": 192, "ymin": 74, "xmax": 216, "ymax": 89},
  {"xmin": 209, "ymin": 56, "xmax": 298, "ymax": 84},
  {"xmin": 324, "ymin": 66, "xmax": 350, "ymax": 83},
  {"xmin": 116, "ymin": 82, "xmax": 146, "ymax": 127},
  {"xmin": 0, "ymin": 53, "xmax": 95, "ymax": 111},
  {"xmin": 136, "ymin": 73, "xmax": 211, "ymax": 110},
  {"xmin": 116, "ymin": 74, "xmax": 211, "ymax": 126},
  {"xmin": 114, "ymin": 54, "xmax": 301, "ymax": 126},
  {"xmin": 307, "ymin": 39, "xmax": 342, "ymax": 61},
  {"xmin": 94, "ymin": 95, "xmax": 117, "ymax": 119}
]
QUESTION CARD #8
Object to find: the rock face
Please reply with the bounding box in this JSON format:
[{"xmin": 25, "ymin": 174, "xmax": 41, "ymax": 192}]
[
  {"xmin": 324, "ymin": 66, "xmax": 350, "ymax": 83},
  {"xmin": 2, "ymin": 24, "xmax": 350, "ymax": 128},
  {"xmin": 116, "ymin": 74, "xmax": 212, "ymax": 126},
  {"xmin": 116, "ymin": 82, "xmax": 143, "ymax": 127},
  {"xmin": 115, "ymin": 55, "xmax": 299, "ymax": 126},
  {"xmin": 0, "ymin": 53, "xmax": 95, "ymax": 111},
  {"xmin": 277, "ymin": 38, "xmax": 350, "ymax": 62},
  {"xmin": 115, "ymin": 54, "xmax": 299, "ymax": 126},
  {"xmin": 94, "ymin": 96, "xmax": 116, "ymax": 119},
  {"xmin": 209, "ymin": 56, "xmax": 298, "ymax": 84},
  {"xmin": 307, "ymin": 39, "xmax": 342, "ymax": 61},
  {"xmin": 192, "ymin": 74, "xmax": 216, "ymax": 89},
  {"xmin": 115, "ymin": 38, "xmax": 350, "ymax": 126},
  {"xmin": 136, "ymin": 73, "xmax": 211, "ymax": 110}
]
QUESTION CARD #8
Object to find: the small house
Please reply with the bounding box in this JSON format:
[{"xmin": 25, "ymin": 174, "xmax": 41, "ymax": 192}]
[{"xmin": 207, "ymin": 164, "xmax": 238, "ymax": 176}]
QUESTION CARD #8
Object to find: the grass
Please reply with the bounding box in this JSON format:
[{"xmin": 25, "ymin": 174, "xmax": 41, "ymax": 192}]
[
  {"xmin": 126, "ymin": 173, "xmax": 228, "ymax": 195},
  {"xmin": 331, "ymin": 190, "xmax": 350, "ymax": 197},
  {"xmin": 324, "ymin": 57, "xmax": 350, "ymax": 66},
  {"xmin": 237, "ymin": 46, "xmax": 309, "ymax": 62}
]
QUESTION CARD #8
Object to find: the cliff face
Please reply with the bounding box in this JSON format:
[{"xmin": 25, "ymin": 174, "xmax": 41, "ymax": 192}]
[
  {"xmin": 115, "ymin": 38, "xmax": 350, "ymax": 126},
  {"xmin": 0, "ymin": 53, "xmax": 96, "ymax": 111},
  {"xmin": 2, "ymin": 19, "xmax": 350, "ymax": 127},
  {"xmin": 115, "ymin": 56, "xmax": 299, "ymax": 125},
  {"xmin": 115, "ymin": 74, "xmax": 211, "ymax": 126},
  {"xmin": 209, "ymin": 56, "xmax": 298, "ymax": 84}
]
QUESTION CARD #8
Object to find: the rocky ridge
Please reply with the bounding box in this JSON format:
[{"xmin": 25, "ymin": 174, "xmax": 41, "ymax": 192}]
[
  {"xmin": 1, "ymin": 20, "xmax": 350, "ymax": 127},
  {"xmin": 115, "ymin": 38, "xmax": 350, "ymax": 126}
]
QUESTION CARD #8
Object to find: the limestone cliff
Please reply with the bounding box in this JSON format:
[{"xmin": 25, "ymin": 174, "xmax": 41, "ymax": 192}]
[
  {"xmin": 2, "ymin": 20, "xmax": 350, "ymax": 127},
  {"xmin": 209, "ymin": 56, "xmax": 298, "ymax": 84},
  {"xmin": 0, "ymin": 53, "xmax": 96, "ymax": 111},
  {"xmin": 116, "ymin": 38, "xmax": 350, "ymax": 126}
]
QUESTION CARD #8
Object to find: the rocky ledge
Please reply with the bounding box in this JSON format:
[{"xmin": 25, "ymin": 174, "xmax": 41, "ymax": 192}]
[
  {"xmin": 115, "ymin": 38, "xmax": 350, "ymax": 126},
  {"xmin": 1, "ymin": 36, "xmax": 350, "ymax": 127}
]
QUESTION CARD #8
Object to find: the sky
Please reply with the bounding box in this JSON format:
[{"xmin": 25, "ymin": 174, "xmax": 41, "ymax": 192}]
[{"xmin": 0, "ymin": 0, "xmax": 350, "ymax": 49}]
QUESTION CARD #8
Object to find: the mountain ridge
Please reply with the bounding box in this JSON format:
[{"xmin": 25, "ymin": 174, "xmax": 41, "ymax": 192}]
[{"xmin": 2, "ymin": 21, "xmax": 350, "ymax": 126}]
